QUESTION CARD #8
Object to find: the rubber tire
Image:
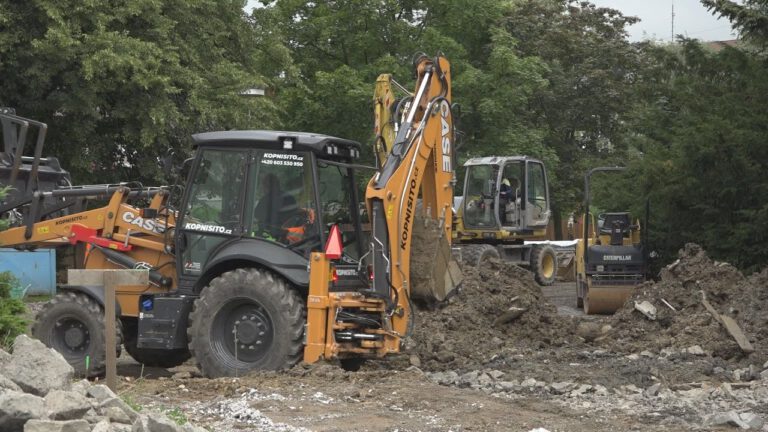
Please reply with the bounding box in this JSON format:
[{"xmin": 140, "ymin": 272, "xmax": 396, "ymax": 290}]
[
  {"xmin": 32, "ymin": 291, "xmax": 122, "ymax": 378},
  {"xmin": 188, "ymin": 268, "xmax": 305, "ymax": 378},
  {"xmin": 461, "ymin": 244, "xmax": 501, "ymax": 268},
  {"xmin": 531, "ymin": 245, "xmax": 558, "ymax": 286},
  {"xmin": 122, "ymin": 319, "xmax": 191, "ymax": 368}
]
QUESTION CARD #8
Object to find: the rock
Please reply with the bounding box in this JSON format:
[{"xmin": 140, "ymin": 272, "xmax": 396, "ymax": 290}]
[
  {"xmin": 760, "ymin": 370, "xmax": 768, "ymax": 380},
  {"xmin": 738, "ymin": 412, "xmax": 764, "ymax": 429},
  {"xmin": 436, "ymin": 350, "xmax": 455, "ymax": 363},
  {"xmin": 686, "ymin": 345, "xmax": 705, "ymax": 356},
  {"xmin": 134, "ymin": 414, "xmax": 179, "ymax": 432},
  {"xmin": 594, "ymin": 385, "xmax": 609, "ymax": 396},
  {"xmin": 575, "ymin": 322, "xmax": 601, "ymax": 342},
  {"xmin": 111, "ymin": 424, "xmax": 133, "ymax": 432},
  {"xmin": 569, "ymin": 384, "xmax": 592, "ymax": 397},
  {"xmin": 68, "ymin": 380, "xmax": 91, "ymax": 397},
  {"xmin": 171, "ymin": 371, "xmax": 192, "ymax": 380},
  {"xmin": 45, "ymin": 390, "xmax": 92, "ymax": 420},
  {"xmin": 498, "ymin": 381, "xmax": 517, "ymax": 391},
  {"xmin": 408, "ymin": 355, "xmax": 421, "ymax": 368},
  {"xmin": 100, "ymin": 397, "xmax": 139, "ymax": 422},
  {"xmin": 748, "ymin": 364, "xmax": 759, "ymax": 381},
  {"xmin": 733, "ymin": 368, "xmax": 746, "ymax": 381},
  {"xmin": 634, "ymin": 300, "xmax": 657, "ymax": 320},
  {"xmin": 91, "ymin": 420, "xmax": 111, "ymax": 432},
  {"xmin": 23, "ymin": 419, "xmax": 90, "ymax": 432},
  {"xmin": 625, "ymin": 354, "xmax": 639, "ymax": 361},
  {"xmin": 0, "ymin": 390, "xmax": 46, "ymax": 431},
  {"xmin": 88, "ymin": 385, "xmax": 118, "ymax": 403},
  {"xmin": 4, "ymin": 335, "xmax": 74, "ymax": 396},
  {"xmin": 707, "ymin": 411, "xmax": 764, "ymax": 429},
  {"xmin": 180, "ymin": 425, "xmax": 208, "ymax": 432},
  {"xmin": 640, "ymin": 350, "xmax": 654, "ymax": 358},
  {"xmin": 0, "ymin": 348, "xmax": 10, "ymax": 366},
  {"xmin": 0, "ymin": 374, "xmax": 22, "ymax": 392},
  {"xmin": 600, "ymin": 324, "xmax": 613, "ymax": 334},
  {"xmin": 644, "ymin": 383, "xmax": 662, "ymax": 397},
  {"xmin": 104, "ymin": 406, "xmax": 132, "ymax": 424},
  {"xmin": 459, "ymin": 371, "xmax": 479, "ymax": 386},
  {"xmin": 549, "ymin": 382, "xmax": 572, "ymax": 395},
  {"xmin": 476, "ymin": 373, "xmax": 493, "ymax": 388},
  {"xmin": 521, "ymin": 378, "xmax": 538, "ymax": 388},
  {"xmin": 660, "ymin": 348, "xmax": 676, "ymax": 358},
  {"xmin": 488, "ymin": 370, "xmax": 505, "ymax": 380},
  {"xmin": 764, "ymin": 360, "xmax": 768, "ymax": 369}
]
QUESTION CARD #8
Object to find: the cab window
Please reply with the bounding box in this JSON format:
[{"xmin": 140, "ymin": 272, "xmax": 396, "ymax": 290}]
[
  {"xmin": 244, "ymin": 151, "xmax": 318, "ymax": 246},
  {"xmin": 317, "ymin": 161, "xmax": 364, "ymax": 261},
  {"xmin": 184, "ymin": 149, "xmax": 247, "ymax": 233}
]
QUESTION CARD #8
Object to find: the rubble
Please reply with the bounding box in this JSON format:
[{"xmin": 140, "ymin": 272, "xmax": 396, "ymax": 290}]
[
  {"xmin": 607, "ymin": 244, "xmax": 768, "ymax": 361},
  {"xmin": 1, "ymin": 335, "xmax": 73, "ymax": 396},
  {"xmin": 0, "ymin": 335, "xmax": 208, "ymax": 432}
]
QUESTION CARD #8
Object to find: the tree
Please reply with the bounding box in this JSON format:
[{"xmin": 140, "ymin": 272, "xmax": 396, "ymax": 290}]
[
  {"xmin": 599, "ymin": 39, "xmax": 768, "ymax": 271},
  {"xmin": 501, "ymin": 1, "xmax": 642, "ymax": 210},
  {"xmin": 0, "ymin": 0, "xmax": 284, "ymax": 185},
  {"xmin": 702, "ymin": 0, "xmax": 768, "ymax": 47}
]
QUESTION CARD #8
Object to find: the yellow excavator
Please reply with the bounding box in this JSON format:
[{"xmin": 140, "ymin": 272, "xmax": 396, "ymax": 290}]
[
  {"xmin": 574, "ymin": 167, "xmax": 647, "ymax": 314},
  {"xmin": 0, "ymin": 53, "xmax": 460, "ymax": 376}
]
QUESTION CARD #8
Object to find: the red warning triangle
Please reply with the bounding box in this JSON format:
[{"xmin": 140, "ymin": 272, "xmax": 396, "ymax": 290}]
[{"xmin": 324, "ymin": 225, "xmax": 343, "ymax": 260}]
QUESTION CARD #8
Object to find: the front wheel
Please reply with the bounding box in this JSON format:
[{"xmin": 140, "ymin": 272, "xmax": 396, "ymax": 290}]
[
  {"xmin": 32, "ymin": 291, "xmax": 122, "ymax": 378},
  {"xmin": 188, "ymin": 268, "xmax": 305, "ymax": 378}
]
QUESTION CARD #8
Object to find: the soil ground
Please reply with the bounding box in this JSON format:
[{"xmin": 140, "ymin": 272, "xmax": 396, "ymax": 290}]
[{"xmin": 34, "ymin": 244, "xmax": 768, "ymax": 431}]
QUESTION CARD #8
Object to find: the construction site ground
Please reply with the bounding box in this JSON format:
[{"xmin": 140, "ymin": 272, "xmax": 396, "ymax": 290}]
[{"xmin": 98, "ymin": 245, "xmax": 768, "ymax": 431}]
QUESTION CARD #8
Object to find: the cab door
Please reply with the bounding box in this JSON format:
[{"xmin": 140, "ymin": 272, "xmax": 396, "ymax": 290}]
[
  {"xmin": 175, "ymin": 148, "xmax": 249, "ymax": 292},
  {"xmin": 525, "ymin": 161, "xmax": 550, "ymax": 228}
]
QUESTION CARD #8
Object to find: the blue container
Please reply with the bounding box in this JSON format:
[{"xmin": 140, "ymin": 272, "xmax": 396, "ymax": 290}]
[{"xmin": 0, "ymin": 248, "xmax": 57, "ymax": 297}]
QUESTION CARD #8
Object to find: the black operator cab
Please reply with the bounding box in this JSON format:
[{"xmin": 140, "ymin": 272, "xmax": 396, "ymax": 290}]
[
  {"xmin": 461, "ymin": 156, "xmax": 550, "ymax": 233},
  {"xmin": 174, "ymin": 130, "xmax": 369, "ymax": 295}
]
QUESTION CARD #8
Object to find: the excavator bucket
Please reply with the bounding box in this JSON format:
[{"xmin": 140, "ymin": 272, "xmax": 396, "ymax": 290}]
[{"xmin": 410, "ymin": 215, "xmax": 463, "ymax": 301}]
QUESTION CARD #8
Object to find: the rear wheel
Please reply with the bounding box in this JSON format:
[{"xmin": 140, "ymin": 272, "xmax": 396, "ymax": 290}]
[
  {"xmin": 460, "ymin": 244, "xmax": 500, "ymax": 268},
  {"xmin": 122, "ymin": 319, "xmax": 191, "ymax": 368},
  {"xmin": 32, "ymin": 291, "xmax": 122, "ymax": 378},
  {"xmin": 531, "ymin": 245, "xmax": 558, "ymax": 286},
  {"xmin": 188, "ymin": 268, "xmax": 305, "ymax": 378}
]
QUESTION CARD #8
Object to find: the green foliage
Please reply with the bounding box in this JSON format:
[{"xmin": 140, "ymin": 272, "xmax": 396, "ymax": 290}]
[
  {"xmin": 165, "ymin": 407, "xmax": 188, "ymax": 426},
  {"xmin": 0, "ymin": 272, "xmax": 27, "ymax": 350},
  {"xmin": 0, "ymin": 0, "xmax": 284, "ymax": 185},
  {"xmin": 702, "ymin": 0, "xmax": 768, "ymax": 47},
  {"xmin": 596, "ymin": 40, "xmax": 768, "ymax": 271}
]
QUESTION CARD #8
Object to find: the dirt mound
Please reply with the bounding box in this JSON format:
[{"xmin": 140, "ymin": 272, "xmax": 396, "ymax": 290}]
[
  {"xmin": 404, "ymin": 259, "xmax": 574, "ymax": 372},
  {"xmin": 605, "ymin": 243, "xmax": 768, "ymax": 361}
]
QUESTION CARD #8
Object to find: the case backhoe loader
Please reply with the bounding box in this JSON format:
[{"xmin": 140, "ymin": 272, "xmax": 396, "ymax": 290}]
[{"xmin": 0, "ymin": 54, "xmax": 460, "ymax": 377}]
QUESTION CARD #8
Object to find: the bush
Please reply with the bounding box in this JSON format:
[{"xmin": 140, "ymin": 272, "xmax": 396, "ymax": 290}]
[{"xmin": 0, "ymin": 271, "xmax": 27, "ymax": 350}]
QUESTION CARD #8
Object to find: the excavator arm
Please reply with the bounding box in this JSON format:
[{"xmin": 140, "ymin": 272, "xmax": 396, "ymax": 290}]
[{"xmin": 304, "ymin": 54, "xmax": 461, "ymax": 363}]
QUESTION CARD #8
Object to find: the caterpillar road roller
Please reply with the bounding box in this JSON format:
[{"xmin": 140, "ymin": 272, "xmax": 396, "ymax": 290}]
[{"xmin": 575, "ymin": 167, "xmax": 647, "ymax": 314}]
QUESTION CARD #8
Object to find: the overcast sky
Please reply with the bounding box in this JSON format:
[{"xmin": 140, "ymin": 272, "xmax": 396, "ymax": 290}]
[
  {"xmin": 244, "ymin": 0, "xmax": 738, "ymax": 43},
  {"xmin": 588, "ymin": 0, "xmax": 737, "ymax": 42}
]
